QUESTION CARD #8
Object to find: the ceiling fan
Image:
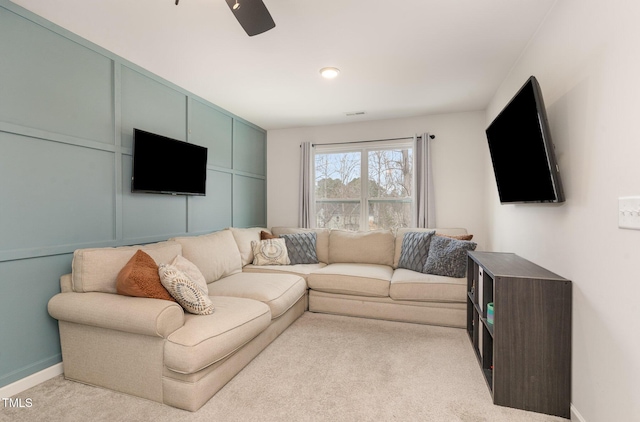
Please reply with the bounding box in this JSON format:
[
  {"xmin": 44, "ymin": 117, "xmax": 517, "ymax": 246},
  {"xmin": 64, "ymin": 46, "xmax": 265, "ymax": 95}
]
[{"xmin": 175, "ymin": 0, "xmax": 276, "ymax": 37}]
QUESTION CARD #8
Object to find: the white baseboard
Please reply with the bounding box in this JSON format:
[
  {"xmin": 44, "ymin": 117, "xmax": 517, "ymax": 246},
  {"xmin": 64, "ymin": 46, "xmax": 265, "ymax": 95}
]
[
  {"xmin": 0, "ymin": 363, "xmax": 63, "ymax": 399},
  {"xmin": 571, "ymin": 403, "xmax": 587, "ymax": 422}
]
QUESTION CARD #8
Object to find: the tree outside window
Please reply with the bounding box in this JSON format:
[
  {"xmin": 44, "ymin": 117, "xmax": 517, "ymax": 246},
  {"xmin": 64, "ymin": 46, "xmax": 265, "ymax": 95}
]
[{"xmin": 314, "ymin": 143, "xmax": 413, "ymax": 231}]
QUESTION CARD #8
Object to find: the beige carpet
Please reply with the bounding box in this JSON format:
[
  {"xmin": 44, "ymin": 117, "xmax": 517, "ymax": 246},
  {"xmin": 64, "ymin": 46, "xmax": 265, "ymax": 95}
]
[{"xmin": 1, "ymin": 312, "xmax": 568, "ymax": 422}]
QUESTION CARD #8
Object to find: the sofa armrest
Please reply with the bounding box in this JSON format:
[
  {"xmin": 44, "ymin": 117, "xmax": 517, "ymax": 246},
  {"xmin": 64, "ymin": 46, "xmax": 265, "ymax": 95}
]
[{"xmin": 48, "ymin": 292, "xmax": 185, "ymax": 338}]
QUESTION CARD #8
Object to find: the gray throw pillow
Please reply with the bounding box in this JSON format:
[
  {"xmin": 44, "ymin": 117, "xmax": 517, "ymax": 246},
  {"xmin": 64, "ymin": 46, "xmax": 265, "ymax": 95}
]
[
  {"xmin": 398, "ymin": 231, "xmax": 435, "ymax": 272},
  {"xmin": 280, "ymin": 232, "xmax": 318, "ymax": 265},
  {"xmin": 423, "ymin": 236, "xmax": 477, "ymax": 278}
]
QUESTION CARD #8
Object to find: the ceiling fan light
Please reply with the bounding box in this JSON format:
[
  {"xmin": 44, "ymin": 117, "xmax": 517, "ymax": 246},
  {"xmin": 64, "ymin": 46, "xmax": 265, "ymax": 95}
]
[{"xmin": 320, "ymin": 67, "xmax": 340, "ymax": 79}]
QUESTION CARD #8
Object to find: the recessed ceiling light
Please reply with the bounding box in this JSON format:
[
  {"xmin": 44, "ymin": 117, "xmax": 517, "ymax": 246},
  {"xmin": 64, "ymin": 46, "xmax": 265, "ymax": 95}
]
[{"xmin": 320, "ymin": 67, "xmax": 340, "ymax": 79}]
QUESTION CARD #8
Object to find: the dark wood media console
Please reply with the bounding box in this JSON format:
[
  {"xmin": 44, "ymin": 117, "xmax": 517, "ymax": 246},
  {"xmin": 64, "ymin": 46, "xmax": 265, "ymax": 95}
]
[{"xmin": 466, "ymin": 251, "xmax": 572, "ymax": 418}]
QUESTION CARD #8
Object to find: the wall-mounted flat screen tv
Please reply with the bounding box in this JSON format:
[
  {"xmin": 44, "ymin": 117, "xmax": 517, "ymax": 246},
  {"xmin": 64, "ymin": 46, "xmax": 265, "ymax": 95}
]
[
  {"xmin": 485, "ymin": 76, "xmax": 565, "ymax": 204},
  {"xmin": 132, "ymin": 129, "xmax": 207, "ymax": 196}
]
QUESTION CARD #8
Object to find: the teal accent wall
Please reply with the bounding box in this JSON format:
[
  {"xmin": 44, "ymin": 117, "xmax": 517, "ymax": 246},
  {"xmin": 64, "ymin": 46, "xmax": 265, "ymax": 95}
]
[{"xmin": 0, "ymin": 1, "xmax": 266, "ymax": 388}]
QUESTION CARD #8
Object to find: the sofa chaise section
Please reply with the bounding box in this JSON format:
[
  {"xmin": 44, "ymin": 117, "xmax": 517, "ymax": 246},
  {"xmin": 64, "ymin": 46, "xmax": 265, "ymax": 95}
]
[
  {"xmin": 162, "ymin": 294, "xmax": 306, "ymax": 411},
  {"xmin": 48, "ymin": 231, "xmax": 307, "ymax": 412},
  {"xmin": 245, "ymin": 226, "xmax": 471, "ymax": 328}
]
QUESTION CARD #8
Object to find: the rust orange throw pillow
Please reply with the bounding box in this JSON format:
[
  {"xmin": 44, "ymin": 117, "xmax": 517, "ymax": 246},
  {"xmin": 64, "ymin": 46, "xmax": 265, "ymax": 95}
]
[
  {"xmin": 260, "ymin": 230, "xmax": 278, "ymax": 240},
  {"xmin": 436, "ymin": 233, "xmax": 474, "ymax": 241},
  {"xmin": 116, "ymin": 249, "xmax": 175, "ymax": 301}
]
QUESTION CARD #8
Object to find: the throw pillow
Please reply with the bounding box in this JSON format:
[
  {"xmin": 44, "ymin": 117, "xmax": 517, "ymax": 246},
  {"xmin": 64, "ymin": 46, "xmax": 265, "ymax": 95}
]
[
  {"xmin": 436, "ymin": 232, "xmax": 474, "ymax": 241},
  {"xmin": 158, "ymin": 264, "xmax": 214, "ymax": 315},
  {"xmin": 251, "ymin": 239, "xmax": 291, "ymax": 266},
  {"xmin": 116, "ymin": 250, "xmax": 175, "ymax": 301},
  {"xmin": 398, "ymin": 231, "xmax": 435, "ymax": 272},
  {"xmin": 280, "ymin": 232, "xmax": 318, "ymax": 265},
  {"xmin": 170, "ymin": 255, "xmax": 208, "ymax": 295},
  {"xmin": 423, "ymin": 236, "xmax": 477, "ymax": 278},
  {"xmin": 260, "ymin": 230, "xmax": 278, "ymax": 240}
]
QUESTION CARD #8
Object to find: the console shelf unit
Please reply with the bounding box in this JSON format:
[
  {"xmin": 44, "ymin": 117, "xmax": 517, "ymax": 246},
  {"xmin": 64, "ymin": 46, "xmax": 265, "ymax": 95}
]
[{"xmin": 466, "ymin": 251, "xmax": 572, "ymax": 419}]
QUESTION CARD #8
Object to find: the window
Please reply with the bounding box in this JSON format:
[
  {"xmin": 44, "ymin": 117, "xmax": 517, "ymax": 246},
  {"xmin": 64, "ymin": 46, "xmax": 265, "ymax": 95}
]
[{"xmin": 314, "ymin": 142, "xmax": 413, "ymax": 231}]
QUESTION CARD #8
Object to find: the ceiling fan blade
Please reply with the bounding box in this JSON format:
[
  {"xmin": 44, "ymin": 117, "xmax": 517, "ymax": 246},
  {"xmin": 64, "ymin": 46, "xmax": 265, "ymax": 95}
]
[{"xmin": 225, "ymin": 0, "xmax": 276, "ymax": 36}]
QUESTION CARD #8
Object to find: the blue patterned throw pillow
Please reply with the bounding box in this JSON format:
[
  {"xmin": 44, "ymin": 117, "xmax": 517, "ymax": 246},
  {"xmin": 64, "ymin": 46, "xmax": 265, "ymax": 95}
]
[
  {"xmin": 280, "ymin": 232, "xmax": 318, "ymax": 265},
  {"xmin": 398, "ymin": 231, "xmax": 435, "ymax": 272},
  {"xmin": 423, "ymin": 236, "xmax": 477, "ymax": 278}
]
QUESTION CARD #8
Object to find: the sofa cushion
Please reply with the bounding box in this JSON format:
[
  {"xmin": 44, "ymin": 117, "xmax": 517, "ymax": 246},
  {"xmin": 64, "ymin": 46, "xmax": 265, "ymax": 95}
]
[
  {"xmin": 393, "ymin": 228, "xmax": 469, "ymax": 268},
  {"xmin": 397, "ymin": 231, "xmax": 435, "ymax": 272},
  {"xmin": 242, "ymin": 263, "xmax": 326, "ymax": 281},
  {"xmin": 251, "ymin": 239, "xmax": 290, "ymax": 266},
  {"xmin": 423, "ymin": 236, "xmax": 477, "ymax": 278},
  {"xmin": 171, "ymin": 230, "xmax": 242, "ymax": 283},
  {"xmin": 71, "ymin": 241, "xmax": 182, "ymax": 293},
  {"xmin": 207, "ymin": 272, "xmax": 306, "ymax": 319},
  {"xmin": 271, "ymin": 227, "xmax": 330, "ymax": 264},
  {"xmin": 307, "ymin": 263, "xmax": 393, "ymax": 297},
  {"xmin": 164, "ymin": 296, "xmax": 271, "ymax": 374},
  {"xmin": 390, "ymin": 268, "xmax": 467, "ymax": 302},
  {"xmin": 229, "ymin": 227, "xmax": 270, "ymax": 266},
  {"xmin": 116, "ymin": 250, "xmax": 175, "ymax": 301},
  {"xmin": 158, "ymin": 264, "xmax": 215, "ymax": 315},
  {"xmin": 328, "ymin": 230, "xmax": 395, "ymax": 266},
  {"xmin": 280, "ymin": 232, "xmax": 318, "ymax": 264}
]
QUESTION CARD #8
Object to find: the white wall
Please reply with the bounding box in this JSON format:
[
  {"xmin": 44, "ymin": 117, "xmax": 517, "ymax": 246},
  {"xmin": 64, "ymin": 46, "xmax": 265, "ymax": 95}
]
[
  {"xmin": 485, "ymin": 1, "xmax": 640, "ymax": 421},
  {"xmin": 267, "ymin": 111, "xmax": 489, "ymax": 248}
]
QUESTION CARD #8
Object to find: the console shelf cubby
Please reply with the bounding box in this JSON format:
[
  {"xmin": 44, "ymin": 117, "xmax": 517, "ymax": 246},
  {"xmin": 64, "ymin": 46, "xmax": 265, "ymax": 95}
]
[{"xmin": 466, "ymin": 251, "xmax": 572, "ymax": 419}]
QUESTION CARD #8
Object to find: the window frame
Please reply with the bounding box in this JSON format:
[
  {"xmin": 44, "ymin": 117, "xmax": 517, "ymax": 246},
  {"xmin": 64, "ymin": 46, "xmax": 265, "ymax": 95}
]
[{"xmin": 313, "ymin": 139, "xmax": 415, "ymax": 231}]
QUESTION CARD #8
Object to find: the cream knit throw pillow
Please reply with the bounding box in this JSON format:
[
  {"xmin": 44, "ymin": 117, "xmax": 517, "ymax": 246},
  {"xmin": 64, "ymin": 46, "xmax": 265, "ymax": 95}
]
[{"xmin": 158, "ymin": 264, "xmax": 214, "ymax": 315}]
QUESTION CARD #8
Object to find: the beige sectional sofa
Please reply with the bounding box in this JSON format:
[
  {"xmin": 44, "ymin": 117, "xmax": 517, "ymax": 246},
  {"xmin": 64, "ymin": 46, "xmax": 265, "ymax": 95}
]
[
  {"xmin": 48, "ymin": 226, "xmax": 471, "ymax": 412},
  {"xmin": 246, "ymin": 227, "xmax": 470, "ymax": 327}
]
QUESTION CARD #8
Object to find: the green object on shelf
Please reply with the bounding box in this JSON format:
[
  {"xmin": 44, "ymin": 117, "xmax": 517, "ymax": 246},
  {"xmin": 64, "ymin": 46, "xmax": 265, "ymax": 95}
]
[{"xmin": 487, "ymin": 302, "xmax": 494, "ymax": 324}]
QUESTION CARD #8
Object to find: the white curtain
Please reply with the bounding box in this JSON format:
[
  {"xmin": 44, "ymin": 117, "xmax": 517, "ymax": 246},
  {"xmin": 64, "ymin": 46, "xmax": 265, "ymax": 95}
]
[
  {"xmin": 298, "ymin": 142, "xmax": 314, "ymax": 228},
  {"xmin": 415, "ymin": 133, "xmax": 435, "ymax": 228}
]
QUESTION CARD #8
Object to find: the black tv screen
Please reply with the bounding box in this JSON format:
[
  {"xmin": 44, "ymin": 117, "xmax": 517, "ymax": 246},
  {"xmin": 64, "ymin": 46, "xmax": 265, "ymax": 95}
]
[
  {"xmin": 132, "ymin": 129, "xmax": 207, "ymax": 196},
  {"xmin": 486, "ymin": 76, "xmax": 565, "ymax": 204}
]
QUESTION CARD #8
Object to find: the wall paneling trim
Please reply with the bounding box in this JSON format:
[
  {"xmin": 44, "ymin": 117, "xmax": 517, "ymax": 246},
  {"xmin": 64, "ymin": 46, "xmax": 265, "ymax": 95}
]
[{"xmin": 0, "ymin": 1, "xmax": 266, "ymax": 389}]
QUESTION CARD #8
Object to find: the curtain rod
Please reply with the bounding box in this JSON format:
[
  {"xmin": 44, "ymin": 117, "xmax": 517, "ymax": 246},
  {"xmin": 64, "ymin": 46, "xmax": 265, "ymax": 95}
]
[{"xmin": 311, "ymin": 134, "xmax": 435, "ymax": 148}]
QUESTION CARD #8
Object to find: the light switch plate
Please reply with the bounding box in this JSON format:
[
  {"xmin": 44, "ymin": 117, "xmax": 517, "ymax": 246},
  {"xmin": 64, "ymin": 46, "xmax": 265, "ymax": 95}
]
[{"xmin": 618, "ymin": 196, "xmax": 640, "ymax": 230}]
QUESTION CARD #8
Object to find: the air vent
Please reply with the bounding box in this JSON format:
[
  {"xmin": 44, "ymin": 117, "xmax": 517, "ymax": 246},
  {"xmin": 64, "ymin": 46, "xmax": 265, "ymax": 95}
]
[{"xmin": 346, "ymin": 111, "xmax": 366, "ymax": 116}]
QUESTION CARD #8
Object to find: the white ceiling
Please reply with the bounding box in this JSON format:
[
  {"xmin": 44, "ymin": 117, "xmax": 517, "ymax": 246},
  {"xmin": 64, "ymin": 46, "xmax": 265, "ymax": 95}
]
[{"xmin": 11, "ymin": 0, "xmax": 556, "ymax": 130}]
